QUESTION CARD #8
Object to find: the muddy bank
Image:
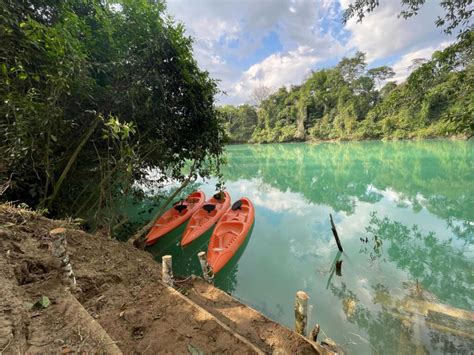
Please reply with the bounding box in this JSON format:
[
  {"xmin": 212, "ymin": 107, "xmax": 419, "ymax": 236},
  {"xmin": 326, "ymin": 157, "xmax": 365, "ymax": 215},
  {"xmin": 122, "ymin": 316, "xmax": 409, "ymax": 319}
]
[{"xmin": 0, "ymin": 204, "xmax": 333, "ymax": 354}]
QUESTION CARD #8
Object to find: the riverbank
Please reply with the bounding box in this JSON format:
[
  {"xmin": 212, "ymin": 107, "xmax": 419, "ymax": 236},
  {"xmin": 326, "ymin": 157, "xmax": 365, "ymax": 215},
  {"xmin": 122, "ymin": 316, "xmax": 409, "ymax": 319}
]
[
  {"xmin": 226, "ymin": 134, "xmax": 472, "ymax": 145},
  {"xmin": 0, "ymin": 203, "xmax": 334, "ymax": 354}
]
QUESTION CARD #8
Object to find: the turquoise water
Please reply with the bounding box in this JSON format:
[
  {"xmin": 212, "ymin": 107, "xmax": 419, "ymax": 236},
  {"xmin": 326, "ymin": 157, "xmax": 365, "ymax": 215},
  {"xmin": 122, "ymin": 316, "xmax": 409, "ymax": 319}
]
[{"xmin": 141, "ymin": 140, "xmax": 474, "ymax": 354}]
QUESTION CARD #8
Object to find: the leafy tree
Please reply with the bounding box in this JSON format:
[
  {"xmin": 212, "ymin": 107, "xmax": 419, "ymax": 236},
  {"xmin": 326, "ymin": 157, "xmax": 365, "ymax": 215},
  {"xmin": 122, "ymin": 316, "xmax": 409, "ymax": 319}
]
[
  {"xmin": 380, "ymin": 82, "xmax": 397, "ymax": 98},
  {"xmin": 219, "ymin": 105, "xmax": 257, "ymax": 143},
  {"xmin": 0, "ymin": 0, "xmax": 225, "ymax": 232},
  {"xmin": 367, "ymin": 66, "xmax": 395, "ymax": 90},
  {"xmin": 336, "ymin": 51, "xmax": 367, "ymax": 83}
]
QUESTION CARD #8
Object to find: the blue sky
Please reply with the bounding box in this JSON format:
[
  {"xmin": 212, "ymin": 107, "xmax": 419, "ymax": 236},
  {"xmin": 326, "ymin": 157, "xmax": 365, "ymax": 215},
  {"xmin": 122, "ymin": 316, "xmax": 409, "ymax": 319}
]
[{"xmin": 166, "ymin": 0, "xmax": 455, "ymax": 105}]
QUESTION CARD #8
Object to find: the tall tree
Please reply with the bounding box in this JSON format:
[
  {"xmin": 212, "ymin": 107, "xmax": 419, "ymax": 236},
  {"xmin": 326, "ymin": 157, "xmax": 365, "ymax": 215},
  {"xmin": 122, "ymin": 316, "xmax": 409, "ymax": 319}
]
[
  {"xmin": 249, "ymin": 85, "xmax": 274, "ymax": 107},
  {"xmin": 0, "ymin": 0, "xmax": 225, "ymax": 229},
  {"xmin": 337, "ymin": 51, "xmax": 367, "ymax": 83},
  {"xmin": 367, "ymin": 66, "xmax": 395, "ymax": 90}
]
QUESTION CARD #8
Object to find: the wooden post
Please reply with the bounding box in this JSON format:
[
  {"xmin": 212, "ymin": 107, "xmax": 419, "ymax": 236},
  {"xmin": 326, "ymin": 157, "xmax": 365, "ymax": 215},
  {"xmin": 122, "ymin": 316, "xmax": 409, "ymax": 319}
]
[
  {"xmin": 336, "ymin": 260, "xmax": 343, "ymax": 276},
  {"xmin": 197, "ymin": 251, "xmax": 213, "ymax": 282},
  {"xmin": 50, "ymin": 228, "xmax": 77, "ymax": 288},
  {"xmin": 294, "ymin": 291, "xmax": 309, "ymax": 335},
  {"xmin": 309, "ymin": 324, "xmax": 321, "ymax": 341},
  {"xmin": 162, "ymin": 255, "xmax": 173, "ymax": 286},
  {"xmin": 329, "ymin": 214, "xmax": 343, "ymax": 252}
]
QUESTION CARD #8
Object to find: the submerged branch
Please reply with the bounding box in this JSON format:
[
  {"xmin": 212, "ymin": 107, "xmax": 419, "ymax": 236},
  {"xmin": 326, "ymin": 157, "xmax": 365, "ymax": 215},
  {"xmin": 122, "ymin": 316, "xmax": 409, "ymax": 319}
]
[{"xmin": 128, "ymin": 161, "xmax": 197, "ymax": 249}]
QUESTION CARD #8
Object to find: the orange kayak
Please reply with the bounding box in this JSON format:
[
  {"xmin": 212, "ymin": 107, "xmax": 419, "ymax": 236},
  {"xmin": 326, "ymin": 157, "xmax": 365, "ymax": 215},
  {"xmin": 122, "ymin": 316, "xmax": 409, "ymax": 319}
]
[
  {"xmin": 145, "ymin": 191, "xmax": 205, "ymax": 246},
  {"xmin": 181, "ymin": 191, "xmax": 231, "ymax": 247},
  {"xmin": 206, "ymin": 197, "xmax": 255, "ymax": 274}
]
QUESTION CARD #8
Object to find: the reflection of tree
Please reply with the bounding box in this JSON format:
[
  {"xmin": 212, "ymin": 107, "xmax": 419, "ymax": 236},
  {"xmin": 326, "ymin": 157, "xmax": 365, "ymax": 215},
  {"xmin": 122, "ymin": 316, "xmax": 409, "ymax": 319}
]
[
  {"xmin": 365, "ymin": 213, "xmax": 473, "ymax": 309},
  {"xmin": 329, "ymin": 282, "xmax": 412, "ymax": 354},
  {"xmin": 117, "ymin": 182, "xmax": 202, "ymax": 240},
  {"xmin": 446, "ymin": 218, "xmax": 474, "ymax": 245},
  {"xmin": 328, "ymin": 281, "xmax": 474, "ymax": 354},
  {"xmin": 222, "ymin": 141, "xmax": 473, "ymax": 222}
]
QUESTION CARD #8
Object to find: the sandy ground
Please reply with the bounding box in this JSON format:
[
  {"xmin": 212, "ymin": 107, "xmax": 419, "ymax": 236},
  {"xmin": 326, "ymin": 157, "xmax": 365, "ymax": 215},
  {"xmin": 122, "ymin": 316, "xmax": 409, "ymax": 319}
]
[{"xmin": 0, "ymin": 205, "xmax": 331, "ymax": 354}]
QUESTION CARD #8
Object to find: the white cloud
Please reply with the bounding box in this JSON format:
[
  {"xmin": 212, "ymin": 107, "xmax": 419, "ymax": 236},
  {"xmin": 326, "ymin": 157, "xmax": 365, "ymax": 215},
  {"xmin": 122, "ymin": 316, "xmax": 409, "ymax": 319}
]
[
  {"xmin": 166, "ymin": 0, "xmax": 345, "ymax": 104},
  {"xmin": 343, "ymin": 0, "xmax": 454, "ymax": 62},
  {"xmin": 390, "ymin": 41, "xmax": 452, "ymax": 83},
  {"xmin": 231, "ymin": 46, "xmax": 320, "ymax": 103},
  {"xmin": 165, "ymin": 0, "xmax": 457, "ymax": 104}
]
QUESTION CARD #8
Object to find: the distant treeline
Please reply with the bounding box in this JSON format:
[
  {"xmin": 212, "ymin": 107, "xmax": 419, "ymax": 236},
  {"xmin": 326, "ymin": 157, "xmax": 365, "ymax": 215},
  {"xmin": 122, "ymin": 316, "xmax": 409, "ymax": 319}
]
[{"xmin": 219, "ymin": 32, "xmax": 473, "ymax": 143}]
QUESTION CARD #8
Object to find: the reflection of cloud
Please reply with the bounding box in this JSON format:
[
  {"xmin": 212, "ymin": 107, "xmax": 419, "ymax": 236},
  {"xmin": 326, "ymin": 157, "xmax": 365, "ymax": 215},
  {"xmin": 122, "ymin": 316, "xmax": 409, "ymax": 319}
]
[
  {"xmin": 225, "ymin": 177, "xmax": 316, "ymax": 216},
  {"xmin": 369, "ymin": 185, "xmax": 413, "ymax": 206}
]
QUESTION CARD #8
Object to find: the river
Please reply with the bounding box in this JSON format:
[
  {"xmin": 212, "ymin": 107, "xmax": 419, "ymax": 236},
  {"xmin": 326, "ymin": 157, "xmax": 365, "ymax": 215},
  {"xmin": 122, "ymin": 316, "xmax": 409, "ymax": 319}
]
[{"xmin": 138, "ymin": 140, "xmax": 473, "ymax": 354}]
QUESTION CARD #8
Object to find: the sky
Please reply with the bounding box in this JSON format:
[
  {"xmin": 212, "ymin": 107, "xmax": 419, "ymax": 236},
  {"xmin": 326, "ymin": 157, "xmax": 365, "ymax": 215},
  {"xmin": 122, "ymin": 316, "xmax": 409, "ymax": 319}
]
[{"xmin": 165, "ymin": 0, "xmax": 455, "ymax": 105}]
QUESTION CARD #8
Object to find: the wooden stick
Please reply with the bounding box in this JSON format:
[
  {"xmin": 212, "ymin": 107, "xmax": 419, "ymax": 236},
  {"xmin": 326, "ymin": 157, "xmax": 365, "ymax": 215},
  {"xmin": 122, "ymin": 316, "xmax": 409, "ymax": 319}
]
[
  {"xmin": 50, "ymin": 228, "xmax": 77, "ymax": 289},
  {"xmin": 336, "ymin": 260, "xmax": 343, "ymax": 276},
  {"xmin": 162, "ymin": 255, "xmax": 173, "ymax": 287},
  {"xmin": 326, "ymin": 250, "xmax": 342, "ymax": 289},
  {"xmin": 197, "ymin": 251, "xmax": 213, "ymax": 282},
  {"xmin": 329, "ymin": 214, "xmax": 343, "ymax": 252},
  {"xmin": 294, "ymin": 291, "xmax": 309, "ymax": 335}
]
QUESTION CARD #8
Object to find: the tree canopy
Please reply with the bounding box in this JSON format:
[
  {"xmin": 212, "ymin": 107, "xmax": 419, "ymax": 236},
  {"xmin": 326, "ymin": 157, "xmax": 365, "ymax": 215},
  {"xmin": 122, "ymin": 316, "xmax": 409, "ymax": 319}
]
[
  {"xmin": 0, "ymin": 0, "xmax": 226, "ymax": 227},
  {"xmin": 220, "ymin": 31, "xmax": 473, "ymax": 143}
]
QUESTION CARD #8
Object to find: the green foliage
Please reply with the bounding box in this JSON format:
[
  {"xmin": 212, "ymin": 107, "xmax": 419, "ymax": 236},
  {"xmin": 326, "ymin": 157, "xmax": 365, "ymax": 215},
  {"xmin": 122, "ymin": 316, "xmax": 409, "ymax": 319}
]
[
  {"xmin": 223, "ymin": 32, "xmax": 473, "ymax": 143},
  {"xmin": 218, "ymin": 104, "xmax": 257, "ymax": 143},
  {"xmin": 0, "ymin": 0, "xmax": 225, "ymax": 229}
]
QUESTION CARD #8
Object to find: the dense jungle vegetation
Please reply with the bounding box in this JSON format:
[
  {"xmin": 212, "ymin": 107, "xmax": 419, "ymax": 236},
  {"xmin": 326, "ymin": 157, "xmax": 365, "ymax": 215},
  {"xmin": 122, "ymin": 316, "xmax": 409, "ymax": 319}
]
[
  {"xmin": 220, "ymin": 32, "xmax": 473, "ymax": 143},
  {"xmin": 0, "ymin": 0, "xmax": 225, "ymax": 230}
]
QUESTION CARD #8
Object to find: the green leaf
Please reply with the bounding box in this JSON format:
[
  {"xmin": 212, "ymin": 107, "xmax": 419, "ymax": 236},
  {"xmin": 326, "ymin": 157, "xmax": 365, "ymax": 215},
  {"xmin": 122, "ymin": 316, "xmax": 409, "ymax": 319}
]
[
  {"xmin": 18, "ymin": 72, "xmax": 28, "ymax": 80},
  {"xmin": 0, "ymin": 63, "xmax": 6, "ymax": 75},
  {"xmin": 187, "ymin": 344, "xmax": 204, "ymax": 355},
  {"xmin": 32, "ymin": 296, "xmax": 51, "ymax": 310},
  {"xmin": 50, "ymin": 134, "xmax": 57, "ymax": 143}
]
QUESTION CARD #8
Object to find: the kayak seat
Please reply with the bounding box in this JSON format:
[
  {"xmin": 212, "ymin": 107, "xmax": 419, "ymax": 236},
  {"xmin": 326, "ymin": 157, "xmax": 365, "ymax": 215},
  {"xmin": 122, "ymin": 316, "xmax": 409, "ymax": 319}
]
[
  {"xmin": 213, "ymin": 192, "xmax": 225, "ymax": 201},
  {"xmin": 174, "ymin": 204, "xmax": 187, "ymax": 214},
  {"xmin": 203, "ymin": 204, "xmax": 216, "ymax": 213},
  {"xmin": 231, "ymin": 200, "xmax": 243, "ymax": 211}
]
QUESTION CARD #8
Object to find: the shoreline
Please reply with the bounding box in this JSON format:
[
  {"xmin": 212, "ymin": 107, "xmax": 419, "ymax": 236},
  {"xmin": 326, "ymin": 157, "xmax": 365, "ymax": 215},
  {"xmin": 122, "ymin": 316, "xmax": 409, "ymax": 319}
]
[
  {"xmin": 226, "ymin": 134, "xmax": 472, "ymax": 145},
  {"xmin": 0, "ymin": 204, "xmax": 335, "ymax": 354}
]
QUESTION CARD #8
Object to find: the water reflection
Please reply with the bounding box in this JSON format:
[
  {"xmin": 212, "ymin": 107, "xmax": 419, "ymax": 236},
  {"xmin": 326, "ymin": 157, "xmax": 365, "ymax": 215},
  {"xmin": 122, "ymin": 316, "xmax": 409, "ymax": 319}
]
[
  {"xmin": 328, "ymin": 280, "xmax": 474, "ymax": 354},
  {"xmin": 124, "ymin": 140, "xmax": 473, "ymax": 355},
  {"xmin": 223, "ymin": 141, "xmax": 473, "ymax": 221},
  {"xmin": 364, "ymin": 213, "xmax": 473, "ymax": 309}
]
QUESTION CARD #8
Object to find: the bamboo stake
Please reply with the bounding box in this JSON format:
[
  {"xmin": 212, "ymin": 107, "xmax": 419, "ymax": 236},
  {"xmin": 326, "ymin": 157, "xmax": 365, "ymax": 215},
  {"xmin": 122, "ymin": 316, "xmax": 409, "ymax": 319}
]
[
  {"xmin": 197, "ymin": 251, "xmax": 213, "ymax": 282},
  {"xmin": 329, "ymin": 214, "xmax": 343, "ymax": 252},
  {"xmin": 295, "ymin": 291, "xmax": 309, "ymax": 335},
  {"xmin": 50, "ymin": 228, "xmax": 77, "ymax": 289},
  {"xmin": 162, "ymin": 255, "xmax": 173, "ymax": 287}
]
